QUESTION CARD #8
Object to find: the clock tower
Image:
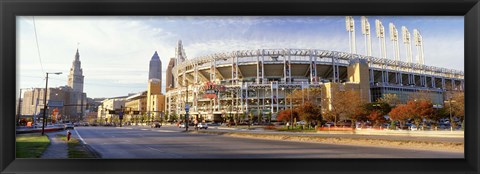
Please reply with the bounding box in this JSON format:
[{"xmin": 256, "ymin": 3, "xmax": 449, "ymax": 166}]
[{"xmin": 68, "ymin": 49, "xmax": 84, "ymax": 93}]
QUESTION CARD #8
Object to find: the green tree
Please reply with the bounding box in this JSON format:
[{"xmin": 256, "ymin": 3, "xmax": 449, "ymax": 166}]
[
  {"xmin": 169, "ymin": 113, "xmax": 178, "ymax": 122},
  {"xmin": 377, "ymin": 93, "xmax": 401, "ymax": 107},
  {"xmin": 431, "ymin": 107, "xmax": 448, "ymax": 130},
  {"xmin": 266, "ymin": 112, "xmax": 272, "ymax": 123}
]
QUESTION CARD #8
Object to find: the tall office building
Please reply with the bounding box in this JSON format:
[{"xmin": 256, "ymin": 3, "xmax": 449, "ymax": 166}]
[{"xmin": 149, "ymin": 51, "xmax": 162, "ymax": 83}]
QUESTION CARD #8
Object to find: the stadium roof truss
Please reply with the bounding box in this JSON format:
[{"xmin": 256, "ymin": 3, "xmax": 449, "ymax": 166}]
[{"xmin": 173, "ymin": 49, "xmax": 464, "ymax": 81}]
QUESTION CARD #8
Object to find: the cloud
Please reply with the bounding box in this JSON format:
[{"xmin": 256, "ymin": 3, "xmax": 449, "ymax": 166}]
[{"xmin": 17, "ymin": 16, "xmax": 464, "ymax": 98}]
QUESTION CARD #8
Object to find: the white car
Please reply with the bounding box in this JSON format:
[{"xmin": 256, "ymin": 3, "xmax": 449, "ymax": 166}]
[
  {"xmin": 64, "ymin": 123, "xmax": 74, "ymax": 129},
  {"xmin": 297, "ymin": 121, "xmax": 306, "ymax": 125},
  {"xmin": 179, "ymin": 124, "xmax": 186, "ymax": 128},
  {"xmin": 197, "ymin": 123, "xmax": 208, "ymax": 129}
]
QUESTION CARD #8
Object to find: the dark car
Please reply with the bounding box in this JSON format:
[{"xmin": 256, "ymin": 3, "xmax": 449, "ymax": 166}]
[{"xmin": 151, "ymin": 122, "xmax": 162, "ymax": 128}]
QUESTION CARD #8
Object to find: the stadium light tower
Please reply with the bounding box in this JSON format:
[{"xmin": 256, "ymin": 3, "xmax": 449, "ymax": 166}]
[
  {"xmin": 402, "ymin": 26, "xmax": 413, "ymax": 63},
  {"xmin": 413, "ymin": 29, "xmax": 424, "ymax": 65},
  {"xmin": 346, "ymin": 16, "xmax": 357, "ymax": 54},
  {"xmin": 389, "ymin": 23, "xmax": 400, "ymax": 63},
  {"xmin": 375, "ymin": 19, "xmax": 386, "ymax": 58},
  {"xmin": 361, "ymin": 16, "xmax": 372, "ymax": 56}
]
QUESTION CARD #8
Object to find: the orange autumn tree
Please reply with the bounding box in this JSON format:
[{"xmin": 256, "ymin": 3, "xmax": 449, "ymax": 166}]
[
  {"xmin": 444, "ymin": 92, "xmax": 465, "ymax": 128},
  {"xmin": 277, "ymin": 109, "xmax": 299, "ymax": 123},
  {"xmin": 297, "ymin": 101, "xmax": 323, "ymax": 127},
  {"xmin": 407, "ymin": 100, "xmax": 434, "ymax": 129},
  {"xmin": 389, "ymin": 100, "xmax": 434, "ymax": 130},
  {"xmin": 367, "ymin": 110, "xmax": 386, "ymax": 128},
  {"xmin": 388, "ymin": 104, "xmax": 411, "ymax": 129},
  {"xmin": 325, "ymin": 88, "xmax": 364, "ymax": 127}
]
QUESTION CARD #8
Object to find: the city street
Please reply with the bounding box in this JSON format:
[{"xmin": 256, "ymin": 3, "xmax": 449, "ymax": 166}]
[{"xmin": 74, "ymin": 126, "xmax": 463, "ymax": 158}]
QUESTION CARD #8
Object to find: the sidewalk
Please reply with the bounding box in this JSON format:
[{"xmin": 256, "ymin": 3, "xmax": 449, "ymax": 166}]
[{"xmin": 40, "ymin": 130, "xmax": 68, "ymax": 158}]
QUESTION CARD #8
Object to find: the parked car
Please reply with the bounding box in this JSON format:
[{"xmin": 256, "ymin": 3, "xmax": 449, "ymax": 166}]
[
  {"xmin": 151, "ymin": 122, "xmax": 162, "ymax": 128},
  {"xmin": 64, "ymin": 123, "xmax": 74, "ymax": 130},
  {"xmin": 324, "ymin": 122, "xmax": 334, "ymax": 127},
  {"xmin": 208, "ymin": 123, "xmax": 220, "ymax": 126},
  {"xmin": 197, "ymin": 123, "xmax": 208, "ymax": 129},
  {"xmin": 179, "ymin": 124, "xmax": 186, "ymax": 128},
  {"xmin": 410, "ymin": 125, "xmax": 418, "ymax": 131}
]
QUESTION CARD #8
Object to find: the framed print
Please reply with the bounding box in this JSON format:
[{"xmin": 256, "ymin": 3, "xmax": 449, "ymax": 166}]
[{"xmin": 1, "ymin": 0, "xmax": 479, "ymax": 174}]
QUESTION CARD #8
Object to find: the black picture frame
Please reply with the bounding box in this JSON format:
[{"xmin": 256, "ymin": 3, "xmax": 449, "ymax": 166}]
[{"xmin": 1, "ymin": 0, "xmax": 479, "ymax": 174}]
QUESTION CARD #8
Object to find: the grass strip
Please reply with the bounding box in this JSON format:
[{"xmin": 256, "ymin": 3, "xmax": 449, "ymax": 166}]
[
  {"xmin": 196, "ymin": 131, "xmax": 464, "ymax": 152},
  {"xmin": 16, "ymin": 133, "xmax": 50, "ymax": 158},
  {"xmin": 56, "ymin": 134, "xmax": 95, "ymax": 158}
]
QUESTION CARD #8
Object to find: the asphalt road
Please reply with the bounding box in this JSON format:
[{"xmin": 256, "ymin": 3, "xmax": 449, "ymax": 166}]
[{"xmin": 74, "ymin": 126, "xmax": 463, "ymax": 158}]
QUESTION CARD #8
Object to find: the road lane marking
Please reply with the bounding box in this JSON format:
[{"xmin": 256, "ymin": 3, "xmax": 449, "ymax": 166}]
[
  {"xmin": 146, "ymin": 146, "xmax": 184, "ymax": 158},
  {"xmin": 116, "ymin": 127, "xmax": 133, "ymax": 129},
  {"xmin": 74, "ymin": 129, "xmax": 87, "ymax": 144},
  {"xmin": 155, "ymin": 130, "xmax": 176, "ymax": 133}
]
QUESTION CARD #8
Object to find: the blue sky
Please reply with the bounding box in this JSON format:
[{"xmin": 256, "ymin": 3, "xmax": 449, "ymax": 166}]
[{"xmin": 16, "ymin": 16, "xmax": 464, "ymax": 98}]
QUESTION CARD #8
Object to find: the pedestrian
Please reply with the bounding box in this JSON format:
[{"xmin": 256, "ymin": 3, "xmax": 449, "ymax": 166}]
[
  {"xmin": 66, "ymin": 130, "xmax": 72, "ymax": 141},
  {"xmin": 194, "ymin": 119, "xmax": 199, "ymax": 131}
]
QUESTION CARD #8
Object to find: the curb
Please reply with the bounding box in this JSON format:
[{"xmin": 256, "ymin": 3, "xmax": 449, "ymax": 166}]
[
  {"xmin": 73, "ymin": 129, "xmax": 102, "ymax": 158},
  {"xmin": 82, "ymin": 143, "xmax": 102, "ymax": 158}
]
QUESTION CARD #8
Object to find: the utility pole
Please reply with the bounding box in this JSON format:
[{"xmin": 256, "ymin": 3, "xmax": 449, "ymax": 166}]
[
  {"xmin": 42, "ymin": 72, "xmax": 62, "ymax": 136},
  {"xmin": 449, "ymin": 97, "xmax": 453, "ymax": 131},
  {"xmin": 185, "ymin": 80, "xmax": 189, "ymax": 131},
  {"xmin": 16, "ymin": 88, "xmax": 22, "ymax": 126},
  {"xmin": 290, "ymin": 87, "xmax": 293, "ymax": 130}
]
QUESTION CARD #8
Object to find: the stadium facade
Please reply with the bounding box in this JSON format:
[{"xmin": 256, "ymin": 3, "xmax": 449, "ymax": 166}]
[
  {"xmin": 165, "ymin": 44, "xmax": 463, "ymax": 122},
  {"xmin": 165, "ymin": 16, "xmax": 464, "ymax": 122}
]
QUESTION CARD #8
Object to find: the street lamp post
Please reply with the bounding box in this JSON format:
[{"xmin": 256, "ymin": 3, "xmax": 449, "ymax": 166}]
[
  {"xmin": 185, "ymin": 81, "xmax": 189, "ymax": 131},
  {"xmin": 290, "ymin": 88, "xmax": 293, "ymax": 130},
  {"xmin": 449, "ymin": 99, "xmax": 453, "ymax": 131},
  {"xmin": 42, "ymin": 72, "xmax": 62, "ymax": 136},
  {"xmin": 447, "ymin": 93, "xmax": 456, "ymax": 132}
]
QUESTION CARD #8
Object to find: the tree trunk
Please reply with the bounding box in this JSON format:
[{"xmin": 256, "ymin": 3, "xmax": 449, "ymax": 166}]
[{"xmin": 333, "ymin": 115, "xmax": 337, "ymax": 127}]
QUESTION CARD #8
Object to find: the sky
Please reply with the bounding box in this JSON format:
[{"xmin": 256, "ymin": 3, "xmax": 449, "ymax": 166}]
[{"xmin": 16, "ymin": 16, "xmax": 464, "ymax": 99}]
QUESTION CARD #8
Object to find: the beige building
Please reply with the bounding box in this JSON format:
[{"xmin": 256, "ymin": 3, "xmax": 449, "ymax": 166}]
[
  {"xmin": 125, "ymin": 91, "xmax": 147, "ymax": 122},
  {"xmin": 21, "ymin": 86, "xmax": 87, "ymax": 122},
  {"xmin": 146, "ymin": 79, "xmax": 166, "ymax": 121},
  {"xmin": 97, "ymin": 97, "xmax": 127, "ymax": 124}
]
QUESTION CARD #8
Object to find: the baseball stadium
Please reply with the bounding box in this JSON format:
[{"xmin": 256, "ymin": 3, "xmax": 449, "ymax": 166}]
[{"xmin": 165, "ymin": 17, "xmax": 464, "ymax": 122}]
